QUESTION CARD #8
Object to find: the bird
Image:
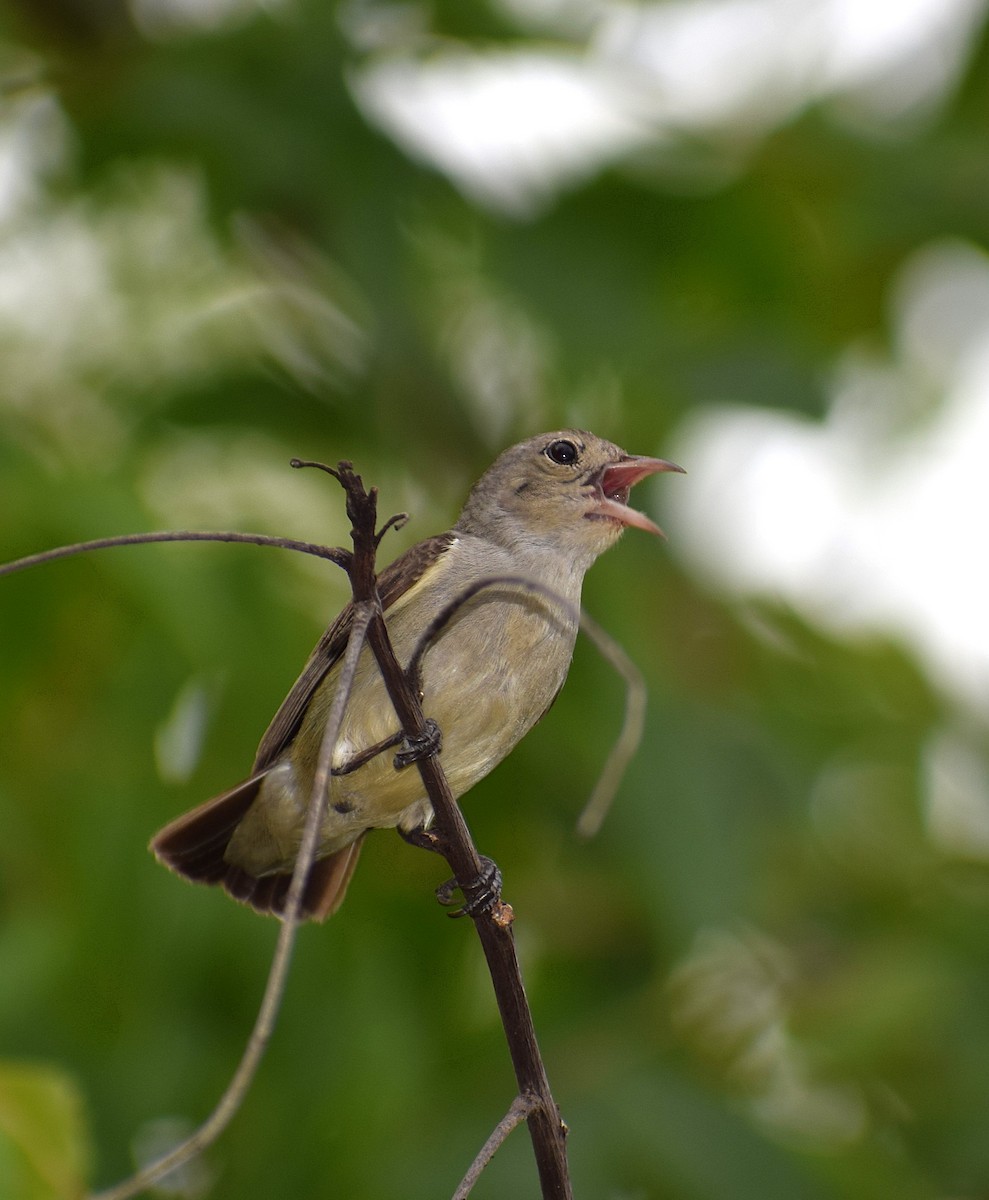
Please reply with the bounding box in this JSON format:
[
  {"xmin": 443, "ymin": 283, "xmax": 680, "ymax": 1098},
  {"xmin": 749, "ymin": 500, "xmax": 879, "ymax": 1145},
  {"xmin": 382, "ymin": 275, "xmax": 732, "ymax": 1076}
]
[{"xmin": 151, "ymin": 430, "xmax": 683, "ymax": 921}]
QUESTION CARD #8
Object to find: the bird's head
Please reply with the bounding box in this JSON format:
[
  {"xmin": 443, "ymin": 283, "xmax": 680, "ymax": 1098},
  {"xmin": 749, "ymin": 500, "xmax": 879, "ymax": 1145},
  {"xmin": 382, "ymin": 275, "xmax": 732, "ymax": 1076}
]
[{"xmin": 456, "ymin": 430, "xmax": 684, "ymax": 567}]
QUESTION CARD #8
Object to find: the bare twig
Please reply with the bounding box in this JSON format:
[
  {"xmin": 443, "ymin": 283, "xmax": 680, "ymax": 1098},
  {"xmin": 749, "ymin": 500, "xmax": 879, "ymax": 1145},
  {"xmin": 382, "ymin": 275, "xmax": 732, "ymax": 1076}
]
[
  {"xmin": 405, "ymin": 574, "xmax": 581, "ymax": 698},
  {"xmin": 405, "ymin": 575, "xmax": 644, "ymax": 839},
  {"xmin": 0, "ymin": 529, "xmax": 349, "ymax": 578},
  {"xmin": 574, "ymin": 610, "xmax": 647, "ymax": 838},
  {"xmin": 330, "ymin": 465, "xmax": 573, "ymax": 1200},
  {"xmin": 0, "ymin": 516, "xmax": 367, "ymax": 1199},
  {"xmin": 453, "ymin": 1093, "xmax": 539, "ymax": 1200},
  {"xmin": 90, "ymin": 603, "xmax": 374, "ymax": 1200}
]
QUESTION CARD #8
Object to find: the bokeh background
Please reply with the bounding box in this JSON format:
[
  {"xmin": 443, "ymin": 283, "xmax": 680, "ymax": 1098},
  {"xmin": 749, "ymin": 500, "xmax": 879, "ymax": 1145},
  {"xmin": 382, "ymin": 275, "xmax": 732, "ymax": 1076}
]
[{"xmin": 2, "ymin": 1, "xmax": 989, "ymax": 1197}]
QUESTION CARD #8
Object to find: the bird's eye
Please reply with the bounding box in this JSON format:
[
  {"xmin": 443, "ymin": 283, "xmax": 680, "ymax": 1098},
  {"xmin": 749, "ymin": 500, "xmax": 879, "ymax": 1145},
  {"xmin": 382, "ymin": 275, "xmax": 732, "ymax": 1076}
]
[{"xmin": 544, "ymin": 439, "xmax": 580, "ymax": 466}]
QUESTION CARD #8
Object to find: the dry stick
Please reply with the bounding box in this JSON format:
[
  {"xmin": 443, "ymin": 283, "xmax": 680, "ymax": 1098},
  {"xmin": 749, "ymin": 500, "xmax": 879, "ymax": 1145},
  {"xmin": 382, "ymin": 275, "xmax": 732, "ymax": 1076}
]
[
  {"xmin": 453, "ymin": 1093, "xmax": 539, "ymax": 1200},
  {"xmin": 1, "ymin": 524, "xmax": 371, "ymax": 1200},
  {"xmin": 400, "ymin": 579, "xmax": 643, "ymax": 1197},
  {"xmin": 3, "ymin": 526, "xmax": 354, "ymax": 1200},
  {"xmin": 406, "ymin": 574, "xmax": 581, "ymax": 692},
  {"xmin": 90, "ymin": 601, "xmax": 375, "ymax": 1200},
  {"xmin": 0, "ymin": 529, "xmax": 349, "ymax": 578},
  {"xmin": 574, "ymin": 611, "xmax": 647, "ymax": 839},
  {"xmin": 404, "ymin": 576, "xmax": 645, "ymax": 840},
  {"xmin": 331, "ymin": 464, "xmax": 573, "ymax": 1200}
]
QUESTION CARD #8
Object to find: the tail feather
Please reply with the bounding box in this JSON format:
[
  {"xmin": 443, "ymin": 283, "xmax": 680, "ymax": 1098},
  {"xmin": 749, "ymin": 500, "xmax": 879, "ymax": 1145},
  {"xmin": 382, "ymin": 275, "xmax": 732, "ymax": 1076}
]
[
  {"xmin": 150, "ymin": 777, "xmax": 364, "ymax": 922},
  {"xmin": 220, "ymin": 836, "xmax": 365, "ymax": 922}
]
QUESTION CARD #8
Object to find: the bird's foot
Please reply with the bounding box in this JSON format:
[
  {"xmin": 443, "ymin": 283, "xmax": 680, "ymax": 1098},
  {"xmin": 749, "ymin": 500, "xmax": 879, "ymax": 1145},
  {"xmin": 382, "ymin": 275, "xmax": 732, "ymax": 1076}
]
[
  {"xmin": 393, "ymin": 718, "xmax": 442, "ymax": 768},
  {"xmin": 397, "ymin": 823, "xmax": 444, "ymax": 853},
  {"xmin": 436, "ymin": 856, "xmax": 503, "ymax": 919}
]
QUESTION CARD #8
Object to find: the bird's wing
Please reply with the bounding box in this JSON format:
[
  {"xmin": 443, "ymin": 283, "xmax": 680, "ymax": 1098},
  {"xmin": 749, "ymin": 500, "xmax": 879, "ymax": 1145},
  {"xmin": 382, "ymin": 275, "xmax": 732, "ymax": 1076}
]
[{"xmin": 252, "ymin": 532, "xmax": 457, "ymax": 770}]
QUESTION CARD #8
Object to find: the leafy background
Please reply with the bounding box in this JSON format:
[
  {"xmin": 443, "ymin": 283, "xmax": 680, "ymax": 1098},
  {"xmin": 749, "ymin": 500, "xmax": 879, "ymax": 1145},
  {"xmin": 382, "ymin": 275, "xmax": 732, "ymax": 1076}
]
[{"xmin": 1, "ymin": 1, "xmax": 988, "ymax": 1197}]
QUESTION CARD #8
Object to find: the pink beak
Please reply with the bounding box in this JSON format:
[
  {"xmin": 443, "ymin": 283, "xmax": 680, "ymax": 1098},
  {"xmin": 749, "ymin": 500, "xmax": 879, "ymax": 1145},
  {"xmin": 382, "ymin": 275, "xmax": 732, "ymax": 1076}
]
[{"xmin": 592, "ymin": 455, "xmax": 685, "ymax": 537}]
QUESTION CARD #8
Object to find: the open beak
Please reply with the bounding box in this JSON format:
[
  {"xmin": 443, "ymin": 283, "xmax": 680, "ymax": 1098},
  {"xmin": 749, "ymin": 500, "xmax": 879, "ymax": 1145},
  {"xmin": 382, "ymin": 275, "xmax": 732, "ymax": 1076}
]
[{"xmin": 591, "ymin": 455, "xmax": 685, "ymax": 537}]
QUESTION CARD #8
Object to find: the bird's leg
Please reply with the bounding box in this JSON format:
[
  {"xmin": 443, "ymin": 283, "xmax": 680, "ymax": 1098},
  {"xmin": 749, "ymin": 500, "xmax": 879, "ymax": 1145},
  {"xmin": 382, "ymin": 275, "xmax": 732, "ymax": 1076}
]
[
  {"xmin": 393, "ymin": 717, "xmax": 442, "ymax": 768},
  {"xmin": 397, "ymin": 824, "xmax": 504, "ymax": 919},
  {"xmin": 436, "ymin": 857, "xmax": 503, "ymax": 920},
  {"xmin": 333, "ymin": 730, "xmax": 403, "ymax": 775},
  {"xmin": 396, "ymin": 823, "xmax": 445, "ymax": 853}
]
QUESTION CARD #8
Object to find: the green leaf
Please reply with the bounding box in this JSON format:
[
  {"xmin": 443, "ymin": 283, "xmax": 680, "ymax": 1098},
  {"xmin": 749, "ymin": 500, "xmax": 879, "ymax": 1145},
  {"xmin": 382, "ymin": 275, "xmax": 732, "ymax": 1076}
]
[{"xmin": 0, "ymin": 1063, "xmax": 90, "ymax": 1200}]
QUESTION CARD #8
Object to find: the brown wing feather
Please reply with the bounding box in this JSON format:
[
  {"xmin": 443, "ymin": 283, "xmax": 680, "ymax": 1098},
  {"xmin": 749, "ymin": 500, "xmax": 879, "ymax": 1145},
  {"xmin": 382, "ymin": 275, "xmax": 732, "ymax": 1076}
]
[
  {"xmin": 151, "ymin": 531, "xmax": 456, "ymax": 922},
  {"xmin": 253, "ymin": 532, "xmax": 456, "ymax": 769}
]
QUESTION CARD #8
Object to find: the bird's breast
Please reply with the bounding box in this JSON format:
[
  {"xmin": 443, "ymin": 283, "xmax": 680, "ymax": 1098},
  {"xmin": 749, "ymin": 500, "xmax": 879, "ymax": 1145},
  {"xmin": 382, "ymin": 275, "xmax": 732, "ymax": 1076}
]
[{"xmin": 234, "ymin": 540, "xmax": 581, "ymax": 873}]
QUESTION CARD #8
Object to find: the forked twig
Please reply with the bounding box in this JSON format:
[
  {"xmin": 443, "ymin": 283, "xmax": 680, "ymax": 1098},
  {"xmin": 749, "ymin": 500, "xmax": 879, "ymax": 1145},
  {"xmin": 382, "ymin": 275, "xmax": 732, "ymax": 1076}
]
[
  {"xmin": 328, "ymin": 467, "xmax": 573, "ymax": 1199},
  {"xmin": 453, "ymin": 1093, "xmax": 540, "ymax": 1200}
]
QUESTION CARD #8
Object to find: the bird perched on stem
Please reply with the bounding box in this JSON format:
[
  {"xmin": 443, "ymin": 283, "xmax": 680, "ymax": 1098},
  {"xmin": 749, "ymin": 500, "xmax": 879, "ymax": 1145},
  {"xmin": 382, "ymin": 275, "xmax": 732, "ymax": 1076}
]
[{"xmin": 152, "ymin": 430, "xmax": 683, "ymax": 920}]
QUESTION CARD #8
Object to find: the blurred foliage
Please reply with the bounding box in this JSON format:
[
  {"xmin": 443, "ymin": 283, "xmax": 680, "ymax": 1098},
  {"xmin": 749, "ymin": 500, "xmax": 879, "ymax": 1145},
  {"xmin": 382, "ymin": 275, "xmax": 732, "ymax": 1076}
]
[
  {"xmin": 2, "ymin": 1, "xmax": 989, "ymax": 1198},
  {"xmin": 0, "ymin": 1062, "xmax": 89, "ymax": 1200}
]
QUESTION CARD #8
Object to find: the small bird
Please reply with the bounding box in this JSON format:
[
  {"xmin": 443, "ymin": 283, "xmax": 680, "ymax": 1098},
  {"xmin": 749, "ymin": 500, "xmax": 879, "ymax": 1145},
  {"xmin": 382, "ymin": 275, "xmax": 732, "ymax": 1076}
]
[{"xmin": 151, "ymin": 431, "xmax": 682, "ymax": 920}]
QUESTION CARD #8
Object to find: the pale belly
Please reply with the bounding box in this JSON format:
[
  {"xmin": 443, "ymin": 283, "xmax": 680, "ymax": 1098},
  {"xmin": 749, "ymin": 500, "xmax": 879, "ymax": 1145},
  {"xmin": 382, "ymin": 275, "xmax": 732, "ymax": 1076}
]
[{"xmin": 225, "ymin": 572, "xmax": 578, "ymax": 875}]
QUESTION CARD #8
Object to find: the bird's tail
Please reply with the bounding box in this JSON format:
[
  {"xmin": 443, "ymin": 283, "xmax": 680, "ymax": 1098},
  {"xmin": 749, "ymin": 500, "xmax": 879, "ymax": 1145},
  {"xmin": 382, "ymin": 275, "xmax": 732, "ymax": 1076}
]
[{"xmin": 150, "ymin": 776, "xmax": 364, "ymax": 922}]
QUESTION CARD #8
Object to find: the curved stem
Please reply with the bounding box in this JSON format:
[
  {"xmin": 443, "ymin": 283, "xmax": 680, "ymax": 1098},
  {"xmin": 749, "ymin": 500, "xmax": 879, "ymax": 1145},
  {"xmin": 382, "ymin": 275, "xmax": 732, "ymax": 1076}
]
[
  {"xmin": 0, "ymin": 530, "xmax": 348, "ymax": 579},
  {"xmin": 574, "ymin": 610, "xmax": 647, "ymax": 838},
  {"xmin": 89, "ymin": 603, "xmax": 374, "ymax": 1200}
]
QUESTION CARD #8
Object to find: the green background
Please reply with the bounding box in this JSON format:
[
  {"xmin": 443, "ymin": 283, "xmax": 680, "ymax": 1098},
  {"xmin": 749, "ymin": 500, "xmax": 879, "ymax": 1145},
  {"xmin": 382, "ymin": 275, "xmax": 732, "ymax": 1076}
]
[{"xmin": 1, "ymin": 2, "xmax": 988, "ymax": 1197}]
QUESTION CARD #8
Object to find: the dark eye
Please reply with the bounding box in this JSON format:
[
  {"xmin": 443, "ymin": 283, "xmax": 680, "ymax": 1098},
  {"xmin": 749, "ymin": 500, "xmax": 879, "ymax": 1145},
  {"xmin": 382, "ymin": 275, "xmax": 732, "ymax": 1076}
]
[{"xmin": 544, "ymin": 439, "xmax": 580, "ymax": 466}]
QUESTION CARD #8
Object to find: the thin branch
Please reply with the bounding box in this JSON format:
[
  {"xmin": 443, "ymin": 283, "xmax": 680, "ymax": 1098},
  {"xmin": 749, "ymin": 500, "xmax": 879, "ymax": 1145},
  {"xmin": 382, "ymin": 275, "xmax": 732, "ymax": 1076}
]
[
  {"xmin": 405, "ymin": 574, "xmax": 581, "ymax": 699},
  {"xmin": 574, "ymin": 610, "xmax": 648, "ymax": 838},
  {"xmin": 329, "ymin": 465, "xmax": 573, "ymax": 1200},
  {"xmin": 0, "ymin": 529, "xmax": 349, "ymax": 579},
  {"xmin": 89, "ymin": 604, "xmax": 374, "ymax": 1200},
  {"xmin": 405, "ymin": 575, "xmax": 644, "ymax": 839},
  {"xmin": 452, "ymin": 1093, "xmax": 539, "ymax": 1200}
]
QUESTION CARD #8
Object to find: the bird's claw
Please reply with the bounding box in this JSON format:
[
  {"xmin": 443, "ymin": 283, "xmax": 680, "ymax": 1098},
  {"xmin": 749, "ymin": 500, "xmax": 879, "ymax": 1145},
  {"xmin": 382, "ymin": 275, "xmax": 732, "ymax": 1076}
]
[
  {"xmin": 436, "ymin": 856, "xmax": 503, "ymax": 919},
  {"xmin": 397, "ymin": 823, "xmax": 444, "ymax": 853},
  {"xmin": 393, "ymin": 718, "xmax": 442, "ymax": 768}
]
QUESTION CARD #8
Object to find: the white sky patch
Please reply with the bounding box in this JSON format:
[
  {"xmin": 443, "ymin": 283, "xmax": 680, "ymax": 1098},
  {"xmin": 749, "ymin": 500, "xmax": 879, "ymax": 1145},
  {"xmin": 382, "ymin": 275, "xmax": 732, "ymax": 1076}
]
[{"xmin": 666, "ymin": 239, "xmax": 989, "ymax": 714}]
